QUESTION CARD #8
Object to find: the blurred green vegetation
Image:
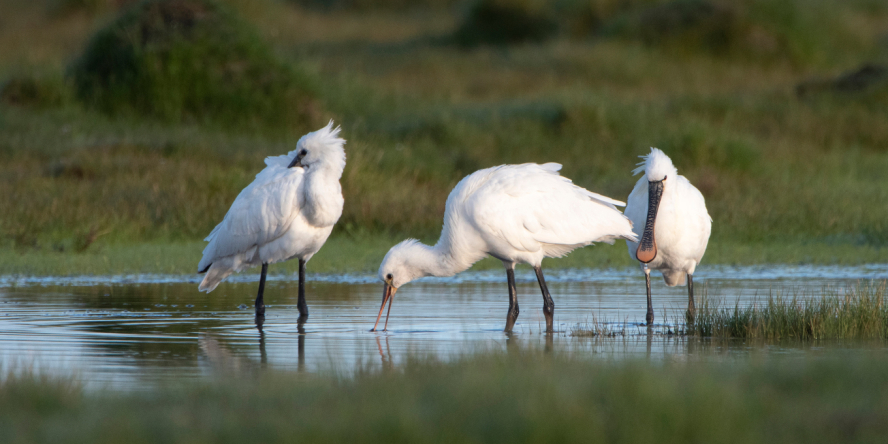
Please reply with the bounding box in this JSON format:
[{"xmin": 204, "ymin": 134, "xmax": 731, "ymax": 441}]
[
  {"xmin": 454, "ymin": 0, "xmax": 558, "ymax": 47},
  {"xmin": 0, "ymin": 0, "xmax": 887, "ymax": 274},
  {"xmin": 4, "ymin": 349, "xmax": 888, "ymax": 442},
  {"xmin": 70, "ymin": 0, "xmax": 321, "ymax": 128}
]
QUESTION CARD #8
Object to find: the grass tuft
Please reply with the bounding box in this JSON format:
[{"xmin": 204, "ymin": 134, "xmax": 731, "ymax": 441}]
[{"xmin": 689, "ymin": 281, "xmax": 888, "ymax": 340}]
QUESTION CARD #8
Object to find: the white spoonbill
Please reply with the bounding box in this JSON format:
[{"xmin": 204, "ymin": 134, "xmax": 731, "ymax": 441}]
[
  {"xmin": 197, "ymin": 121, "xmax": 346, "ymax": 319},
  {"xmin": 374, "ymin": 163, "xmax": 637, "ymax": 333},
  {"xmin": 624, "ymin": 148, "xmax": 711, "ymax": 325}
]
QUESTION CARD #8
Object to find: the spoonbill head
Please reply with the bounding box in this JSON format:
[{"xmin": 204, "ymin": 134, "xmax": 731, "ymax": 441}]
[
  {"xmin": 197, "ymin": 120, "xmax": 346, "ymax": 322},
  {"xmin": 287, "ymin": 124, "xmax": 347, "ymax": 172},
  {"xmin": 379, "ymin": 239, "xmax": 430, "ymax": 286},
  {"xmin": 624, "ymin": 148, "xmax": 711, "ymax": 325},
  {"xmin": 632, "ymin": 148, "xmax": 677, "ymax": 263},
  {"xmin": 372, "ymin": 162, "xmax": 638, "ymax": 333}
]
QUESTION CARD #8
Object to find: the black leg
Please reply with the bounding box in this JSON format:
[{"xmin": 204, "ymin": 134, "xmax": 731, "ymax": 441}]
[
  {"xmin": 644, "ymin": 265, "xmax": 654, "ymax": 325},
  {"xmin": 533, "ymin": 266, "xmax": 555, "ymax": 333},
  {"xmin": 255, "ymin": 263, "xmax": 268, "ymax": 316},
  {"xmin": 687, "ymin": 273, "xmax": 695, "ymax": 324},
  {"xmin": 297, "ymin": 259, "xmax": 309, "ymax": 318},
  {"xmin": 504, "ymin": 267, "xmax": 519, "ymax": 332}
]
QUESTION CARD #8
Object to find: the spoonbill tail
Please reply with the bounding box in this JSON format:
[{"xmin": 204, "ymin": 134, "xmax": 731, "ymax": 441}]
[
  {"xmin": 625, "ymin": 148, "xmax": 711, "ymax": 325},
  {"xmin": 197, "ymin": 121, "xmax": 346, "ymax": 320},
  {"xmin": 374, "ymin": 163, "xmax": 637, "ymax": 333}
]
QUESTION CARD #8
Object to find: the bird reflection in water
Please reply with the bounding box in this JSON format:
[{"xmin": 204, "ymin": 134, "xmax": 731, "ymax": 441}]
[
  {"xmin": 254, "ymin": 313, "xmax": 308, "ymax": 372},
  {"xmin": 198, "ymin": 333, "xmax": 257, "ymax": 375},
  {"xmin": 256, "ymin": 313, "xmax": 268, "ymax": 367},
  {"xmin": 375, "ymin": 336, "xmax": 393, "ymax": 372}
]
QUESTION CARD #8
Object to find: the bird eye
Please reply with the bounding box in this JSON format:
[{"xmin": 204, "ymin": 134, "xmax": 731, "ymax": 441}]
[
  {"xmin": 386, "ymin": 273, "xmax": 393, "ymax": 280},
  {"xmin": 300, "ymin": 149, "xmax": 307, "ymax": 156}
]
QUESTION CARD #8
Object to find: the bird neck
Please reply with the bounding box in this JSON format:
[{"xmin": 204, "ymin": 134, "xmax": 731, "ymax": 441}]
[
  {"xmin": 407, "ymin": 242, "xmax": 469, "ymax": 279},
  {"xmin": 305, "ymin": 160, "xmax": 343, "ymax": 180},
  {"xmin": 301, "ymin": 164, "xmax": 344, "ymax": 228}
]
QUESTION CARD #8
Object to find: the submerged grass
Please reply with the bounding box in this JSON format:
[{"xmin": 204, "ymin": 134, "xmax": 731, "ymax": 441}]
[
  {"xmin": 690, "ymin": 281, "xmax": 888, "ymax": 340},
  {"xmin": 4, "ymin": 350, "xmax": 888, "ymax": 443}
]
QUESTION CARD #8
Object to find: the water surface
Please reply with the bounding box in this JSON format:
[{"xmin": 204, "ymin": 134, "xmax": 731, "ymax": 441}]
[{"xmin": 2, "ymin": 264, "xmax": 887, "ymax": 390}]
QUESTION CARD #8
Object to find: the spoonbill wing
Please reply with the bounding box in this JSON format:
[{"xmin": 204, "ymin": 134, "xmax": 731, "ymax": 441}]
[
  {"xmin": 198, "ymin": 163, "xmax": 305, "ymax": 272},
  {"xmin": 466, "ymin": 163, "xmax": 635, "ymax": 256}
]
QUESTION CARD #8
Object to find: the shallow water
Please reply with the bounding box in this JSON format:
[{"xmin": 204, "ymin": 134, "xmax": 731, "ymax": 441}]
[{"xmin": 1, "ymin": 264, "xmax": 887, "ymax": 390}]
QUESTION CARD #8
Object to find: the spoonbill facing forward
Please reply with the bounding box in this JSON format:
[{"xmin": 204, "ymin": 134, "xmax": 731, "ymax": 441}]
[
  {"xmin": 374, "ymin": 163, "xmax": 637, "ymax": 333},
  {"xmin": 197, "ymin": 121, "xmax": 346, "ymax": 319},
  {"xmin": 625, "ymin": 148, "xmax": 711, "ymax": 325}
]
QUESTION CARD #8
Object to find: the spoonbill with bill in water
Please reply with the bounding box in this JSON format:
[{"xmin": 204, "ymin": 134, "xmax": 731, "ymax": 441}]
[
  {"xmin": 197, "ymin": 121, "xmax": 346, "ymax": 321},
  {"xmin": 624, "ymin": 148, "xmax": 711, "ymax": 325},
  {"xmin": 374, "ymin": 162, "xmax": 638, "ymax": 333}
]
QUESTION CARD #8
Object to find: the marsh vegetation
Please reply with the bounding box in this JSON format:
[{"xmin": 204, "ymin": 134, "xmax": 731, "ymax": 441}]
[
  {"xmin": 0, "ymin": 0, "xmax": 886, "ymax": 274},
  {"xmin": 689, "ymin": 281, "xmax": 888, "ymax": 340},
  {"xmin": 2, "ymin": 3, "xmax": 887, "ymax": 440},
  {"xmin": 4, "ymin": 348, "xmax": 888, "ymax": 443}
]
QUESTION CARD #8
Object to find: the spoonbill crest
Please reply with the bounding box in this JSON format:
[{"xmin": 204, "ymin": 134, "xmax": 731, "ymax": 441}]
[
  {"xmin": 197, "ymin": 121, "xmax": 346, "ymax": 320},
  {"xmin": 625, "ymin": 148, "xmax": 711, "ymax": 325},
  {"xmin": 374, "ymin": 163, "xmax": 638, "ymax": 333}
]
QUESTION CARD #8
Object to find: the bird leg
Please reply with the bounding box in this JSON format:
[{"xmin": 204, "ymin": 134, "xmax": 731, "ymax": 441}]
[
  {"xmin": 504, "ymin": 268, "xmax": 519, "ymax": 332},
  {"xmin": 686, "ymin": 273, "xmax": 696, "ymax": 325},
  {"xmin": 533, "ymin": 266, "xmax": 555, "ymax": 333},
  {"xmin": 297, "ymin": 259, "xmax": 309, "ymax": 318},
  {"xmin": 255, "ymin": 263, "xmax": 269, "ymax": 316},
  {"xmin": 644, "ymin": 264, "xmax": 653, "ymax": 325}
]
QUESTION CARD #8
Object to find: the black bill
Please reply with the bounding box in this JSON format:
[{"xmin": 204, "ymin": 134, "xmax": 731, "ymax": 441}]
[{"xmin": 636, "ymin": 178, "xmax": 665, "ymax": 263}]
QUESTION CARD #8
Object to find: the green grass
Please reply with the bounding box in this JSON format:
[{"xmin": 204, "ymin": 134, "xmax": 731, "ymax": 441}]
[
  {"xmin": 0, "ymin": 235, "xmax": 400, "ymax": 276},
  {"xmin": 4, "ymin": 349, "xmax": 888, "ymax": 443},
  {"xmin": 0, "ymin": 236, "xmax": 884, "ymax": 277},
  {"xmin": 689, "ymin": 281, "xmax": 888, "ymax": 340},
  {"xmin": 0, "ymin": 0, "xmax": 887, "ymax": 274}
]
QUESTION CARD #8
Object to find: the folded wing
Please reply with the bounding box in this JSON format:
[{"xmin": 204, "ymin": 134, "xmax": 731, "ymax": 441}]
[
  {"xmin": 198, "ymin": 163, "xmax": 304, "ymax": 273},
  {"xmin": 466, "ymin": 163, "xmax": 636, "ymax": 257}
]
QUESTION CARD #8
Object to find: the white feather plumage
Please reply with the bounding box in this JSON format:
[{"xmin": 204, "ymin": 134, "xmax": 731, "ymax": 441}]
[
  {"xmin": 632, "ymin": 147, "xmax": 678, "ymax": 182},
  {"xmin": 198, "ymin": 121, "xmax": 345, "ymax": 292},
  {"xmin": 625, "ymin": 148, "xmax": 711, "ymax": 285},
  {"xmin": 379, "ymin": 163, "xmax": 638, "ymax": 288}
]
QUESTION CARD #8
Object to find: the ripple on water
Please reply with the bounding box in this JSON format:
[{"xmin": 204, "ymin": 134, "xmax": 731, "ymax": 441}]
[
  {"xmin": 1, "ymin": 263, "xmax": 887, "ymax": 287},
  {"xmin": 0, "ymin": 264, "xmax": 886, "ymax": 391}
]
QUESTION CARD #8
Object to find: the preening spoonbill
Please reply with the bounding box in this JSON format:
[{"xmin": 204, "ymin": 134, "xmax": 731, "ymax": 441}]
[
  {"xmin": 374, "ymin": 163, "xmax": 638, "ymax": 333},
  {"xmin": 197, "ymin": 121, "xmax": 346, "ymax": 319},
  {"xmin": 625, "ymin": 148, "xmax": 711, "ymax": 325}
]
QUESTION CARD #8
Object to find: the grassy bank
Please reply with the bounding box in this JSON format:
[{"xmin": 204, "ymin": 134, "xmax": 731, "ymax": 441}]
[
  {"xmin": 1, "ymin": 0, "xmax": 887, "ymax": 272},
  {"xmin": 0, "ymin": 235, "xmax": 884, "ymax": 276},
  {"xmin": 3, "ymin": 349, "xmax": 888, "ymax": 443}
]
